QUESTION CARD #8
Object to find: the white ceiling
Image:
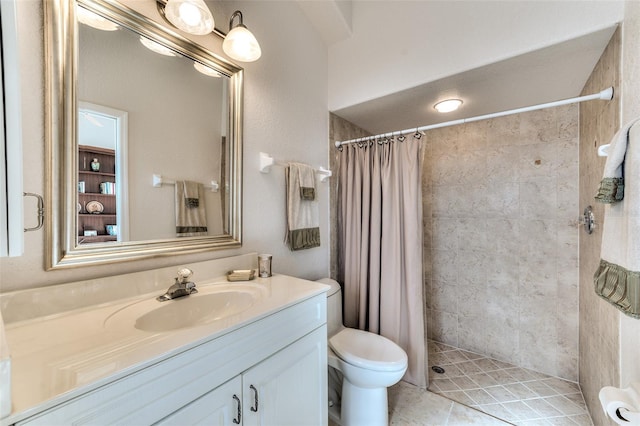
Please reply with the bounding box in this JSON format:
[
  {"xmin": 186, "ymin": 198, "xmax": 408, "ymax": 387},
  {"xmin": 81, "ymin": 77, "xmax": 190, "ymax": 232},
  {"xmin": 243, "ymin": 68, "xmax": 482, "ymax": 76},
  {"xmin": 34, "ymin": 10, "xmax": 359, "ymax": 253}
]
[
  {"xmin": 333, "ymin": 26, "xmax": 617, "ymax": 135},
  {"xmin": 299, "ymin": 0, "xmax": 624, "ymax": 137}
]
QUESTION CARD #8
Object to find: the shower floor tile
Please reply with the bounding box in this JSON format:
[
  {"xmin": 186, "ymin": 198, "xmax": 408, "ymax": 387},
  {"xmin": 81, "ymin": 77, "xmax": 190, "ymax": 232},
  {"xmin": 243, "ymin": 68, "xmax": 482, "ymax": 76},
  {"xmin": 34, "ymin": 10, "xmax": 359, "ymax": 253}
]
[{"xmin": 428, "ymin": 340, "xmax": 593, "ymax": 426}]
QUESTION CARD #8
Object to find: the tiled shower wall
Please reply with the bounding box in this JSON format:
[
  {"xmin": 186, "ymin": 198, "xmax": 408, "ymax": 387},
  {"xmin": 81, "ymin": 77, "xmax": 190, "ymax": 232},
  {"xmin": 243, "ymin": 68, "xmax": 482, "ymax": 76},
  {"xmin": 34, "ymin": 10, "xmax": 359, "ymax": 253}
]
[
  {"xmin": 579, "ymin": 29, "xmax": 620, "ymax": 426},
  {"xmin": 423, "ymin": 105, "xmax": 580, "ymax": 381}
]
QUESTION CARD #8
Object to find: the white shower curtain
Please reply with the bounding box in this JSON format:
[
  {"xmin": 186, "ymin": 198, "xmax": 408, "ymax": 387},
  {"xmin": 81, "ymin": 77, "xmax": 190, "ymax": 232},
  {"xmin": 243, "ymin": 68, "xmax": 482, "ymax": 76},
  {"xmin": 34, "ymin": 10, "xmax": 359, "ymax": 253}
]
[{"xmin": 337, "ymin": 139, "xmax": 426, "ymax": 388}]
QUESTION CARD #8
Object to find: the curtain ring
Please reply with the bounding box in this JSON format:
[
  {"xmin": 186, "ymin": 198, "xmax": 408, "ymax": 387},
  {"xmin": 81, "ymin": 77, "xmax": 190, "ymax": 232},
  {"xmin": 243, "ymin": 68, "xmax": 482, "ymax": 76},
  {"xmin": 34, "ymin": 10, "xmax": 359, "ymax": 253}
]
[
  {"xmin": 377, "ymin": 137, "xmax": 384, "ymax": 145},
  {"xmin": 413, "ymin": 128, "xmax": 423, "ymax": 139},
  {"xmin": 397, "ymin": 134, "xmax": 406, "ymax": 142},
  {"xmin": 337, "ymin": 144, "xmax": 344, "ymax": 152}
]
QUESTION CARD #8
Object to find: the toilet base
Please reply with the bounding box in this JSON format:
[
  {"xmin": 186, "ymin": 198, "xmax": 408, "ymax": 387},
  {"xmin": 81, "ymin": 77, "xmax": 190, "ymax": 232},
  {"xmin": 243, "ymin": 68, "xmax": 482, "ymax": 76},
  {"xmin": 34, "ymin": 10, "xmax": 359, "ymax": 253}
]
[{"xmin": 341, "ymin": 380, "xmax": 388, "ymax": 426}]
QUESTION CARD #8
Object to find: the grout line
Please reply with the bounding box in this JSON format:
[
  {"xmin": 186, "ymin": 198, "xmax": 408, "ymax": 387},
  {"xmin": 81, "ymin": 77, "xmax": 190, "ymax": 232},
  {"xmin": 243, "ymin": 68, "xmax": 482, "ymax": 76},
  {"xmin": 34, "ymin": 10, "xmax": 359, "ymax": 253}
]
[{"xmin": 443, "ymin": 399, "xmax": 455, "ymax": 425}]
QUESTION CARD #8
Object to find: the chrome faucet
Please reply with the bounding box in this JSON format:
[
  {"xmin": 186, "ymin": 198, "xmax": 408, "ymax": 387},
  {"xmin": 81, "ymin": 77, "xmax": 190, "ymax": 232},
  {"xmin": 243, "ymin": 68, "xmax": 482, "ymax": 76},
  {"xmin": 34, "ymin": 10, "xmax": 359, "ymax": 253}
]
[{"xmin": 157, "ymin": 268, "xmax": 197, "ymax": 302}]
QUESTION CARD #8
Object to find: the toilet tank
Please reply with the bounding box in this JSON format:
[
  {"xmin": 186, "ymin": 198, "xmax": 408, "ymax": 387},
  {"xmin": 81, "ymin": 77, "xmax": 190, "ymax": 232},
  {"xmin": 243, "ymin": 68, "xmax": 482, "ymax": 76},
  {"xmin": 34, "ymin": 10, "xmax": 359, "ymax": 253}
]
[{"xmin": 316, "ymin": 278, "xmax": 343, "ymax": 337}]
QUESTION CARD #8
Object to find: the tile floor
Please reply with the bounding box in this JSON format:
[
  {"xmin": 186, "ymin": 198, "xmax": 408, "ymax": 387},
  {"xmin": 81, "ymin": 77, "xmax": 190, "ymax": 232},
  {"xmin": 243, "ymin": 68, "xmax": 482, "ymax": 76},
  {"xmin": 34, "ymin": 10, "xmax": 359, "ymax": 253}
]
[
  {"xmin": 427, "ymin": 340, "xmax": 593, "ymax": 425},
  {"xmin": 388, "ymin": 381, "xmax": 509, "ymax": 425}
]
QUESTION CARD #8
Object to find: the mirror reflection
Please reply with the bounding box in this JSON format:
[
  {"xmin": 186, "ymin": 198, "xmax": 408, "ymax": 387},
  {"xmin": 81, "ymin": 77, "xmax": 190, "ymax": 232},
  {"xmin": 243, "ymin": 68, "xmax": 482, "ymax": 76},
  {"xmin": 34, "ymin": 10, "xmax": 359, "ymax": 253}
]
[
  {"xmin": 77, "ymin": 7, "xmax": 228, "ymax": 244},
  {"xmin": 45, "ymin": 0, "xmax": 243, "ymax": 269}
]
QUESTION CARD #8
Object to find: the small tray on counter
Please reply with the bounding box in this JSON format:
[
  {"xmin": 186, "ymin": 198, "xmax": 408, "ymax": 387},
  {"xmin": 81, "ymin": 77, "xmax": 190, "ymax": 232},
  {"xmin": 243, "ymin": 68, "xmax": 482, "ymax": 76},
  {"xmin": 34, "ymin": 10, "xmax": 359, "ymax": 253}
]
[{"xmin": 226, "ymin": 269, "xmax": 257, "ymax": 282}]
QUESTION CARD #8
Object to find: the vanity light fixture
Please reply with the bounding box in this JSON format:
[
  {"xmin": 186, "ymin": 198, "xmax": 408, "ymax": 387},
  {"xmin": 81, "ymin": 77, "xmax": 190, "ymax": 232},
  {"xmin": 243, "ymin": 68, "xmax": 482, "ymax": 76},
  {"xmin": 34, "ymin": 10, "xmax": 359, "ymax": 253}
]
[
  {"xmin": 222, "ymin": 11, "xmax": 262, "ymax": 62},
  {"xmin": 163, "ymin": 0, "xmax": 215, "ymax": 35},
  {"xmin": 77, "ymin": 6, "xmax": 118, "ymax": 31},
  {"xmin": 139, "ymin": 35, "xmax": 177, "ymax": 56},
  {"xmin": 434, "ymin": 99, "xmax": 463, "ymax": 113},
  {"xmin": 193, "ymin": 61, "xmax": 222, "ymax": 77}
]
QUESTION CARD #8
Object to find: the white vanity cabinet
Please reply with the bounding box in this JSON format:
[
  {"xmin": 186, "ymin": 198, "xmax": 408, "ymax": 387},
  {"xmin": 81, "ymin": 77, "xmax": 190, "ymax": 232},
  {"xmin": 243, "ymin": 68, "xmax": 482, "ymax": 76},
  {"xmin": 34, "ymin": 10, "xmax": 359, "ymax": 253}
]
[
  {"xmin": 11, "ymin": 293, "xmax": 327, "ymax": 426},
  {"xmin": 158, "ymin": 327, "xmax": 326, "ymax": 426}
]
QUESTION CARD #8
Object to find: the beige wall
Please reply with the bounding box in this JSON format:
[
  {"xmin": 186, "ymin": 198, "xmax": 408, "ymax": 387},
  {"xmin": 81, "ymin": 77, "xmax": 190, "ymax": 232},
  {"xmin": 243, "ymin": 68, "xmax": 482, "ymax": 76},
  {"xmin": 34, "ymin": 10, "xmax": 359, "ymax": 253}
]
[
  {"xmin": 0, "ymin": 0, "xmax": 330, "ymax": 292},
  {"xmin": 579, "ymin": 7, "xmax": 640, "ymax": 419},
  {"xmin": 423, "ymin": 106, "xmax": 580, "ymax": 381},
  {"xmin": 619, "ymin": 0, "xmax": 640, "ymax": 390},
  {"xmin": 578, "ymin": 28, "xmax": 620, "ymax": 426}
]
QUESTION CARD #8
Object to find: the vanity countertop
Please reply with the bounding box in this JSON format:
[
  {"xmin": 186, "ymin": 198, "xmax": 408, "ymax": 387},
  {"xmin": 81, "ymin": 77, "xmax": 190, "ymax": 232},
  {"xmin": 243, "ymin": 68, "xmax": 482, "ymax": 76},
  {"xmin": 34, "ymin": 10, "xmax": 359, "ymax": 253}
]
[{"xmin": 2, "ymin": 274, "xmax": 328, "ymax": 423}]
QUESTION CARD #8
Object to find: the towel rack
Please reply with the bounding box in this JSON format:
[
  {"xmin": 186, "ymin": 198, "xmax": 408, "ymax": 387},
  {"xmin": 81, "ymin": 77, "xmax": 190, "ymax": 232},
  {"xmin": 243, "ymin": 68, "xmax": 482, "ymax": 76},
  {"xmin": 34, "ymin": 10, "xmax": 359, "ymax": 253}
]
[
  {"xmin": 259, "ymin": 152, "xmax": 332, "ymax": 182},
  {"xmin": 152, "ymin": 174, "xmax": 219, "ymax": 192}
]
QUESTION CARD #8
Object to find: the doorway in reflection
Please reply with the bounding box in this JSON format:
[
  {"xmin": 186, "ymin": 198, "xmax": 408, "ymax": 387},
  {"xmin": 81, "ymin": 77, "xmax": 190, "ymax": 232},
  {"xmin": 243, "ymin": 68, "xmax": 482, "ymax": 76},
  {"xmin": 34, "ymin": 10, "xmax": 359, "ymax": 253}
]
[{"xmin": 77, "ymin": 103, "xmax": 129, "ymax": 244}]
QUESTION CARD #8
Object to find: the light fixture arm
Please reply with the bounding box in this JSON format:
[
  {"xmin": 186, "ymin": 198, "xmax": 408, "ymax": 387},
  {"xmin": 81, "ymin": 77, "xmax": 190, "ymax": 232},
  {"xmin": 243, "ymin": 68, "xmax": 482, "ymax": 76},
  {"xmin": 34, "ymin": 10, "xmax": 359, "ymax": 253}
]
[{"xmin": 229, "ymin": 10, "xmax": 245, "ymax": 30}]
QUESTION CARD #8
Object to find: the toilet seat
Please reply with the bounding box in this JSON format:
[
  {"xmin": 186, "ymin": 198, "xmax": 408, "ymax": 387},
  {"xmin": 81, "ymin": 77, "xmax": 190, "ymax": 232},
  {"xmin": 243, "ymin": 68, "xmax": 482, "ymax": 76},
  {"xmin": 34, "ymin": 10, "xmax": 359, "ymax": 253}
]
[{"xmin": 329, "ymin": 328, "xmax": 407, "ymax": 373}]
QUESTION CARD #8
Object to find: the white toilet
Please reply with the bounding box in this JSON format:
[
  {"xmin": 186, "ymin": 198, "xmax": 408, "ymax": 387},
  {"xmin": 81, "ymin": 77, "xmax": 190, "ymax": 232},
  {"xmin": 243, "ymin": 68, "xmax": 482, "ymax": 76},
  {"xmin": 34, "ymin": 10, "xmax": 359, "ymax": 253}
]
[{"xmin": 317, "ymin": 278, "xmax": 408, "ymax": 426}]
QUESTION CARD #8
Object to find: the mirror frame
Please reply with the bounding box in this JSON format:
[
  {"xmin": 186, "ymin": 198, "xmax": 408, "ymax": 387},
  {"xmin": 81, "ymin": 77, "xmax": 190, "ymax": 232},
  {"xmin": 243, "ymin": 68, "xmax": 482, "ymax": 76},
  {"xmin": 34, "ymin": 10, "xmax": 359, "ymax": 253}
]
[{"xmin": 45, "ymin": 0, "xmax": 243, "ymax": 269}]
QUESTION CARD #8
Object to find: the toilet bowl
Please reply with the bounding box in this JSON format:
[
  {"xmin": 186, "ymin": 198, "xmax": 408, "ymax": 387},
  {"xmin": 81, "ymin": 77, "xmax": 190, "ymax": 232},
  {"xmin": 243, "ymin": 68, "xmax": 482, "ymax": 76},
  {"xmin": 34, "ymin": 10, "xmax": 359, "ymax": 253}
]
[{"xmin": 317, "ymin": 278, "xmax": 408, "ymax": 426}]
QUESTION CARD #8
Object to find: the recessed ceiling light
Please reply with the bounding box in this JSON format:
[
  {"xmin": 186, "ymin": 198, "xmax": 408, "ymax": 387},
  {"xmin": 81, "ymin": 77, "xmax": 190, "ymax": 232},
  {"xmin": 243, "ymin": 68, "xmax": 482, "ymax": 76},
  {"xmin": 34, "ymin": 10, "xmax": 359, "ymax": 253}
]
[{"xmin": 434, "ymin": 99, "xmax": 463, "ymax": 113}]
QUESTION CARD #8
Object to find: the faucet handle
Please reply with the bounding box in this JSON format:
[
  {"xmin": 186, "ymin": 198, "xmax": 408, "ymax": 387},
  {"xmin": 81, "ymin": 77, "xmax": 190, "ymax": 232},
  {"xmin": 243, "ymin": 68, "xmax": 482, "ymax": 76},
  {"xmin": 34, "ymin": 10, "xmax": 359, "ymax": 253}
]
[{"xmin": 177, "ymin": 268, "xmax": 193, "ymax": 283}]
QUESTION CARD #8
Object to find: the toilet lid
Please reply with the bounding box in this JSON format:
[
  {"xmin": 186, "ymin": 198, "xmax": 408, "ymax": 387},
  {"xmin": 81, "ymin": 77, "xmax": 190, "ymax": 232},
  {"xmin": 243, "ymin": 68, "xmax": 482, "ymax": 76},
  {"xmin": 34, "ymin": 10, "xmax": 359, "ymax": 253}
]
[{"xmin": 329, "ymin": 329, "xmax": 408, "ymax": 372}]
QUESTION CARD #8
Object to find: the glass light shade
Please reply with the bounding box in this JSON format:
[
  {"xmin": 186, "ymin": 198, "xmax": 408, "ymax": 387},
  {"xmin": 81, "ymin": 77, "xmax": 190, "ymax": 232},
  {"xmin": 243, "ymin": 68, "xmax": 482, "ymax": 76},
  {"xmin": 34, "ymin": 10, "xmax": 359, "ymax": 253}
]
[
  {"xmin": 164, "ymin": 0, "xmax": 214, "ymax": 35},
  {"xmin": 139, "ymin": 36, "xmax": 176, "ymax": 57},
  {"xmin": 223, "ymin": 25, "xmax": 262, "ymax": 62},
  {"xmin": 77, "ymin": 7, "xmax": 118, "ymax": 31},
  {"xmin": 434, "ymin": 99, "xmax": 463, "ymax": 113},
  {"xmin": 193, "ymin": 62, "xmax": 222, "ymax": 77}
]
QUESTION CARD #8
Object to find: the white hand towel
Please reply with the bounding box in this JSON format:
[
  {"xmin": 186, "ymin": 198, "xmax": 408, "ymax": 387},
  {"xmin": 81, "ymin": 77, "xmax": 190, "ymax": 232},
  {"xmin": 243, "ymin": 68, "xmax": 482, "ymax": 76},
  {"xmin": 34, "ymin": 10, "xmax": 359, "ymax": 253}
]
[
  {"xmin": 285, "ymin": 163, "xmax": 320, "ymax": 250},
  {"xmin": 175, "ymin": 181, "xmax": 208, "ymax": 237},
  {"xmin": 183, "ymin": 180, "xmax": 200, "ymax": 208},
  {"xmin": 594, "ymin": 120, "xmax": 640, "ymax": 318},
  {"xmin": 595, "ymin": 117, "xmax": 640, "ymax": 203}
]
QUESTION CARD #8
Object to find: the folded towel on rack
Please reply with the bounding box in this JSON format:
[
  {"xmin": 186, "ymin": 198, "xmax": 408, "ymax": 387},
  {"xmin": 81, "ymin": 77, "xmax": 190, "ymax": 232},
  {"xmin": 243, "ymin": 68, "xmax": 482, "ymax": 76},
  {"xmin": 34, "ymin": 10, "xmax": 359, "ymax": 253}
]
[
  {"xmin": 296, "ymin": 163, "xmax": 316, "ymax": 200},
  {"xmin": 285, "ymin": 163, "xmax": 320, "ymax": 250},
  {"xmin": 183, "ymin": 180, "xmax": 200, "ymax": 207},
  {"xmin": 595, "ymin": 117, "xmax": 640, "ymax": 203},
  {"xmin": 594, "ymin": 120, "xmax": 640, "ymax": 318},
  {"xmin": 175, "ymin": 180, "xmax": 208, "ymax": 237}
]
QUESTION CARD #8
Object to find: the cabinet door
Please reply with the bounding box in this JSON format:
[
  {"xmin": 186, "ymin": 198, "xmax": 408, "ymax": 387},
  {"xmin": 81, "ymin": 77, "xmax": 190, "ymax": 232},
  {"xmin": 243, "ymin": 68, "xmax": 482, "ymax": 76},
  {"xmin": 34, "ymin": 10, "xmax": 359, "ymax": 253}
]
[
  {"xmin": 155, "ymin": 376, "xmax": 242, "ymax": 426},
  {"xmin": 243, "ymin": 326, "xmax": 327, "ymax": 426}
]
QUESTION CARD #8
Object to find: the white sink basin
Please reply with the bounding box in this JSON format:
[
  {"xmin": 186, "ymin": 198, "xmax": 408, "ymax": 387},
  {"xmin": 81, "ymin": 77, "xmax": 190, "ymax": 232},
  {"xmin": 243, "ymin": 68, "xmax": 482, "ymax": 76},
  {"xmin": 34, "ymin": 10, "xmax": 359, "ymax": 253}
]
[{"xmin": 104, "ymin": 284, "xmax": 263, "ymax": 332}]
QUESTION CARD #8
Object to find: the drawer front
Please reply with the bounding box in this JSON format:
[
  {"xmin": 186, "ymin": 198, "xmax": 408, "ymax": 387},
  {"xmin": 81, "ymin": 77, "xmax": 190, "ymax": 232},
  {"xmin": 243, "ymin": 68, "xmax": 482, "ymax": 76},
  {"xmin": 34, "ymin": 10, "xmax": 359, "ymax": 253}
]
[{"xmin": 17, "ymin": 294, "xmax": 326, "ymax": 425}]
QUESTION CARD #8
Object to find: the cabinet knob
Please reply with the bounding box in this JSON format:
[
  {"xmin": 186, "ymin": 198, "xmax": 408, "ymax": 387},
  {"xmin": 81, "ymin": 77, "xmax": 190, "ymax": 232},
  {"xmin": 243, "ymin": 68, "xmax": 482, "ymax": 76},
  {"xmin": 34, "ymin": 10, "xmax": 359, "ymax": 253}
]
[
  {"xmin": 233, "ymin": 394, "xmax": 241, "ymax": 424},
  {"xmin": 250, "ymin": 384, "xmax": 259, "ymax": 412}
]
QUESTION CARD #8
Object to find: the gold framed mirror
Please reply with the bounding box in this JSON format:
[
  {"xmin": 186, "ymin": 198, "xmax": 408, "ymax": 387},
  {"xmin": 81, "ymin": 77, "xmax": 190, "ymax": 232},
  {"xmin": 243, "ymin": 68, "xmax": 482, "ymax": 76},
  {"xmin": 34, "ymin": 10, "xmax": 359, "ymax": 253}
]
[{"xmin": 45, "ymin": 0, "xmax": 243, "ymax": 269}]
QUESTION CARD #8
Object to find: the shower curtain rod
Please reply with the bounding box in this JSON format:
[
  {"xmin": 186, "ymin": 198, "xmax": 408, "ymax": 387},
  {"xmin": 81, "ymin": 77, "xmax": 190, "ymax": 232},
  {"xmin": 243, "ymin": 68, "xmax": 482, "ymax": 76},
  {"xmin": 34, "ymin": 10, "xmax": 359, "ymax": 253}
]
[{"xmin": 334, "ymin": 87, "xmax": 614, "ymax": 148}]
